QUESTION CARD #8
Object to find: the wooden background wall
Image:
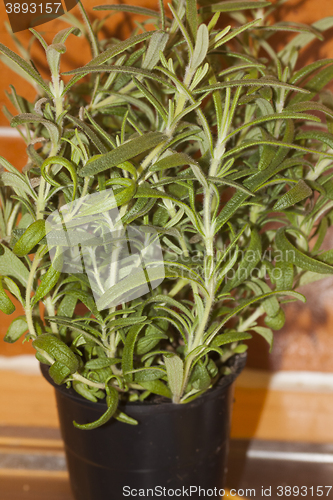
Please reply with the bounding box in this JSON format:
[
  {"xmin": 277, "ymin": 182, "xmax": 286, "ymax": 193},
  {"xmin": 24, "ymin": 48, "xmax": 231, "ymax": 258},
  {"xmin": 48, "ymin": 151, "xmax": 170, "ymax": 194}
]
[{"xmin": 1, "ymin": 0, "xmax": 333, "ymax": 371}]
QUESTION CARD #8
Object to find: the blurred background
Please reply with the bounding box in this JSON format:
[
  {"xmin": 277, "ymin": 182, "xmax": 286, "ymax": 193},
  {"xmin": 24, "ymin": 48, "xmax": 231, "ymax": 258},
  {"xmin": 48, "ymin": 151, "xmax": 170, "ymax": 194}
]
[{"xmin": 0, "ymin": 1, "xmax": 333, "ymax": 498}]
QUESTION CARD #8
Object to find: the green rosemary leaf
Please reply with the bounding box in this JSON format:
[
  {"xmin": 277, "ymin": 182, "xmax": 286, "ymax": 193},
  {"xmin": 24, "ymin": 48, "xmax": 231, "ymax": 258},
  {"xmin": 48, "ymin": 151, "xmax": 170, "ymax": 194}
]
[
  {"xmin": 225, "ymin": 229, "xmax": 262, "ymax": 291},
  {"xmin": 93, "ymin": 4, "xmax": 160, "ymax": 17},
  {"xmin": 191, "ymin": 360, "xmax": 211, "ymax": 391},
  {"xmin": 29, "ymin": 29, "xmax": 48, "ymax": 50},
  {"xmin": 296, "ymin": 130, "xmax": 333, "ymax": 150},
  {"xmin": 96, "ymin": 267, "xmax": 162, "ymax": 311},
  {"xmin": 46, "ymin": 317, "xmax": 104, "ymax": 347},
  {"xmin": 207, "ymin": 290, "xmax": 306, "ymax": 344},
  {"xmin": 1, "ymin": 172, "xmax": 35, "ymax": 200},
  {"xmin": 312, "ymin": 217, "xmax": 328, "ymax": 255},
  {"xmin": 209, "ymin": 177, "xmax": 254, "ymax": 196},
  {"xmin": 33, "ymin": 333, "xmax": 79, "ymax": 373},
  {"xmin": 215, "ymin": 247, "xmax": 239, "ymax": 291},
  {"xmin": 134, "ymin": 367, "xmax": 166, "ymax": 382},
  {"xmin": 0, "ymin": 156, "xmax": 26, "ymax": 176},
  {"xmin": 115, "ymin": 411, "xmax": 138, "ymax": 425},
  {"xmin": 164, "ymin": 355, "xmax": 183, "ymax": 401},
  {"xmin": 169, "ymin": 3, "xmax": 193, "ymax": 57},
  {"xmin": 280, "ymin": 17, "xmax": 333, "ymax": 65},
  {"xmin": 287, "ymin": 101, "xmax": 333, "ymax": 119},
  {"xmin": 251, "ymin": 326, "xmax": 273, "ymax": 351},
  {"xmin": 0, "ymin": 245, "xmax": 29, "ymax": 286},
  {"xmin": 64, "ymin": 65, "xmax": 173, "ymax": 88},
  {"xmin": 46, "ymin": 44, "xmax": 66, "ymax": 77},
  {"xmin": 122, "ymin": 323, "xmax": 147, "ymax": 383},
  {"xmin": 136, "ymin": 332, "xmax": 168, "ymax": 355},
  {"xmin": 10, "ymin": 113, "xmax": 59, "ymax": 146},
  {"xmin": 107, "ymin": 316, "xmax": 149, "ymax": 330},
  {"xmin": 0, "ymin": 43, "xmax": 51, "ymax": 96},
  {"xmin": 191, "ymin": 24, "xmax": 209, "ymax": 70},
  {"xmin": 139, "ymin": 380, "xmax": 171, "ymax": 398},
  {"xmin": 273, "ymin": 180, "xmax": 312, "ymax": 210},
  {"xmin": 225, "ymin": 111, "xmax": 321, "ymax": 143},
  {"xmin": 274, "ymin": 261, "xmax": 294, "ymax": 290},
  {"xmin": 134, "ymin": 184, "xmax": 203, "ymax": 234},
  {"xmin": 147, "ymin": 294, "xmax": 193, "ymax": 321},
  {"xmin": 0, "ymin": 277, "xmax": 15, "ymax": 315},
  {"xmin": 4, "ymin": 316, "xmax": 28, "ymax": 343},
  {"xmin": 186, "ymin": 0, "xmax": 198, "ymax": 42},
  {"xmin": 265, "ymin": 309, "xmax": 285, "ymax": 330},
  {"xmin": 222, "ymin": 139, "xmax": 333, "ymax": 161},
  {"xmin": 66, "ymin": 115, "xmax": 108, "ymax": 154},
  {"xmin": 74, "ymin": 385, "xmax": 119, "ymax": 430},
  {"xmin": 154, "ymin": 305, "xmax": 191, "ymax": 332},
  {"xmin": 85, "ymin": 110, "xmax": 116, "ymax": 148},
  {"xmin": 78, "ymin": 0, "xmax": 98, "ymax": 58},
  {"xmin": 212, "ymin": 331, "xmax": 252, "ymax": 347},
  {"xmin": 79, "ymin": 132, "xmax": 167, "ymax": 177},
  {"xmin": 53, "ymin": 27, "xmax": 81, "ymax": 45},
  {"xmin": 213, "ymin": 19, "xmax": 262, "ymax": 48},
  {"xmin": 93, "ymin": 35, "xmax": 154, "ymax": 64},
  {"xmin": 143, "ymin": 31, "xmax": 169, "ymax": 70},
  {"xmin": 133, "ymin": 78, "xmax": 168, "ymax": 123},
  {"xmin": 201, "ymin": 1, "xmax": 271, "ymax": 13},
  {"xmin": 289, "ymin": 59, "xmax": 333, "ymax": 84},
  {"xmin": 40, "ymin": 156, "xmax": 78, "ymax": 202},
  {"xmin": 276, "ymin": 228, "xmax": 333, "ymax": 274},
  {"xmin": 62, "ymin": 32, "xmax": 155, "ymax": 93},
  {"xmin": 13, "ymin": 220, "xmax": 46, "ymax": 257},
  {"xmin": 151, "ymin": 152, "xmax": 207, "ymax": 187},
  {"xmin": 194, "ymin": 78, "xmax": 310, "ymax": 94},
  {"xmin": 257, "ymin": 21, "xmax": 324, "ymax": 39},
  {"xmin": 2, "ymin": 277, "xmax": 24, "ymax": 305},
  {"xmin": 32, "ymin": 265, "xmax": 61, "ymax": 306}
]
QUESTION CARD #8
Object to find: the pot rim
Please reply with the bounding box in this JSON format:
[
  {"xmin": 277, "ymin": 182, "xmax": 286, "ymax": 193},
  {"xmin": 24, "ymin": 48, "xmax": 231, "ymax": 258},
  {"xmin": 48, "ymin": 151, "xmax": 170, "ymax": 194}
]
[{"xmin": 40, "ymin": 352, "xmax": 247, "ymax": 413}]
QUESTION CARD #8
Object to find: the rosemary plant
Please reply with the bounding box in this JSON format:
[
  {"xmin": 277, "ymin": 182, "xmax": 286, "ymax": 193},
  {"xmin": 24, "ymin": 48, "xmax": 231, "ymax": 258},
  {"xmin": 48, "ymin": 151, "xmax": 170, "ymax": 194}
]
[{"xmin": 1, "ymin": 0, "xmax": 333, "ymax": 428}]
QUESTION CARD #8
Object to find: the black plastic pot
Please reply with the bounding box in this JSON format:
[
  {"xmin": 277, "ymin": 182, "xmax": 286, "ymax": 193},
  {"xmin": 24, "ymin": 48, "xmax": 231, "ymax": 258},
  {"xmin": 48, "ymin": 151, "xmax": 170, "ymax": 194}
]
[{"xmin": 41, "ymin": 353, "xmax": 246, "ymax": 500}]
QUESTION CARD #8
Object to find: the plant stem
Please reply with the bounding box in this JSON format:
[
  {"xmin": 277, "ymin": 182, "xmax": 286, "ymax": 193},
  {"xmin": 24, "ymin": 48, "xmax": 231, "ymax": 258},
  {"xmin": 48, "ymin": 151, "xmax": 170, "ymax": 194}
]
[
  {"xmin": 181, "ymin": 290, "xmax": 214, "ymax": 397},
  {"xmin": 6, "ymin": 202, "xmax": 20, "ymax": 236},
  {"xmin": 237, "ymin": 307, "xmax": 263, "ymax": 332},
  {"xmin": 24, "ymin": 250, "xmax": 43, "ymax": 339},
  {"xmin": 72, "ymin": 373, "xmax": 105, "ymax": 389}
]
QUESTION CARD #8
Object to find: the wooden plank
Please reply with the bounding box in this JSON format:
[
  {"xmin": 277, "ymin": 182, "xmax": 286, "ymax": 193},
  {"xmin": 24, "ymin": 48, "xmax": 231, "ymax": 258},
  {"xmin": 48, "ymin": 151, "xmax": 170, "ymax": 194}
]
[
  {"xmin": 0, "ymin": 371, "xmax": 59, "ymax": 428},
  {"xmin": 231, "ymin": 387, "xmax": 333, "ymax": 443},
  {"xmin": 0, "ymin": 437, "xmax": 63, "ymax": 450},
  {"xmin": 0, "ymin": 474, "xmax": 73, "ymax": 500},
  {"xmin": 0, "ymin": 469, "xmax": 68, "ymax": 478}
]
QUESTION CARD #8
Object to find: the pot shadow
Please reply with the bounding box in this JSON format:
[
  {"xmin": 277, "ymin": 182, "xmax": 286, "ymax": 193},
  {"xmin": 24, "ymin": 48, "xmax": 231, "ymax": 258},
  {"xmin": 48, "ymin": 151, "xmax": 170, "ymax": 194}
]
[{"xmin": 224, "ymin": 340, "xmax": 271, "ymax": 494}]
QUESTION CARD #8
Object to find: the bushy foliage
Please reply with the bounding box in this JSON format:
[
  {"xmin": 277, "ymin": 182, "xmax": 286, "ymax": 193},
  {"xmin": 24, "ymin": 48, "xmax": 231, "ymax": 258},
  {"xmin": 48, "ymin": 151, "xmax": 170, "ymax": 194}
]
[{"xmin": 1, "ymin": 0, "xmax": 333, "ymax": 427}]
